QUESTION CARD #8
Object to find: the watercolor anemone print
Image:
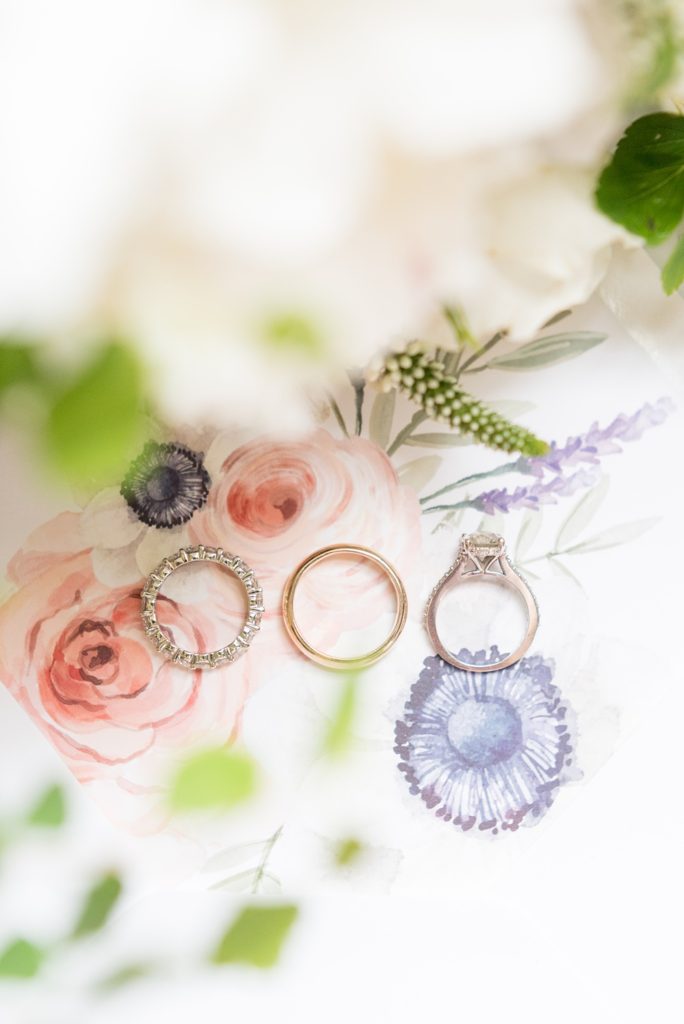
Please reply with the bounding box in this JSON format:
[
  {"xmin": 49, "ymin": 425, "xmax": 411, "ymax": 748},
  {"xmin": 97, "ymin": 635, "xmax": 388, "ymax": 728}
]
[{"xmin": 395, "ymin": 651, "xmax": 576, "ymax": 834}]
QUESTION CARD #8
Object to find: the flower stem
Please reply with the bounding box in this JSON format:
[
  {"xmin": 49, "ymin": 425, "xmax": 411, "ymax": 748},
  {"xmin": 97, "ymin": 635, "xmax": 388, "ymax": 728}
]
[
  {"xmin": 419, "ymin": 458, "xmax": 524, "ymax": 505},
  {"xmin": 459, "ymin": 330, "xmax": 507, "ymax": 374},
  {"xmin": 349, "ymin": 374, "xmax": 365, "ymax": 436},
  {"xmin": 421, "ymin": 498, "xmax": 479, "ymax": 515},
  {"xmin": 327, "ymin": 393, "xmax": 350, "ymax": 438},
  {"xmin": 251, "ymin": 826, "xmax": 284, "ymax": 895}
]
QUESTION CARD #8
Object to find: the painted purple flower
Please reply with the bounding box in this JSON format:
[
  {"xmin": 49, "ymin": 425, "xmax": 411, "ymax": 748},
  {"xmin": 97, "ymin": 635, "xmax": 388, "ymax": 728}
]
[
  {"xmin": 121, "ymin": 442, "xmax": 210, "ymax": 529},
  {"xmin": 472, "ymin": 398, "xmax": 673, "ymax": 515},
  {"xmin": 395, "ymin": 651, "xmax": 576, "ymax": 834}
]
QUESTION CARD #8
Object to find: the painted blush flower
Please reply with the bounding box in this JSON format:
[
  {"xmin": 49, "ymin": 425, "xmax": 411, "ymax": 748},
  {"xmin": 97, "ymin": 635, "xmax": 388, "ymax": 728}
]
[
  {"xmin": 0, "ymin": 533, "xmax": 252, "ymax": 795},
  {"xmin": 395, "ymin": 651, "xmax": 576, "ymax": 834},
  {"xmin": 189, "ymin": 428, "xmax": 422, "ymax": 648}
]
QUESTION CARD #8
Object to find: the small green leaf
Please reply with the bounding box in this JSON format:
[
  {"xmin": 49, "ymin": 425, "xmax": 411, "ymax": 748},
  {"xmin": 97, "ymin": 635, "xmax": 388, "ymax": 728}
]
[
  {"xmin": 322, "ymin": 674, "xmax": 357, "ymax": 757},
  {"xmin": 565, "ymin": 517, "xmax": 660, "ymax": 555},
  {"xmin": 403, "ymin": 432, "xmax": 471, "ymax": 448},
  {"xmin": 95, "ymin": 962, "xmax": 154, "ymax": 991},
  {"xmin": 487, "ymin": 332, "xmax": 607, "ymax": 371},
  {"xmin": 0, "ymin": 340, "xmax": 41, "ymax": 397},
  {"xmin": 662, "ymin": 236, "xmax": 684, "ymax": 295},
  {"xmin": 169, "ymin": 748, "xmax": 258, "ymax": 812},
  {"xmin": 71, "ymin": 872, "xmax": 122, "ymax": 940},
  {"xmin": 334, "ymin": 838, "xmax": 363, "ymax": 867},
  {"xmin": 444, "ymin": 306, "xmax": 479, "ymax": 349},
  {"xmin": 0, "ymin": 938, "xmax": 44, "ymax": 978},
  {"xmin": 262, "ymin": 314, "xmax": 323, "ymax": 359},
  {"xmin": 27, "ymin": 784, "xmax": 67, "ymax": 828},
  {"xmin": 368, "ymin": 389, "xmax": 396, "ymax": 449},
  {"xmin": 397, "ymin": 455, "xmax": 441, "ymax": 492},
  {"xmin": 212, "ymin": 905, "xmax": 299, "ymax": 969},
  {"xmin": 555, "ymin": 475, "xmax": 610, "ymax": 551},
  {"xmin": 596, "ymin": 112, "xmax": 684, "ymax": 244},
  {"xmin": 44, "ymin": 340, "xmax": 146, "ymax": 486}
]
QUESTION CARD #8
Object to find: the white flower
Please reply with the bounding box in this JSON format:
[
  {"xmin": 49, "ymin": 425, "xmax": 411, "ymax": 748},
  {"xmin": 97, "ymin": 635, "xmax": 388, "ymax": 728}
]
[{"xmin": 0, "ymin": 0, "xmax": 648, "ymax": 428}]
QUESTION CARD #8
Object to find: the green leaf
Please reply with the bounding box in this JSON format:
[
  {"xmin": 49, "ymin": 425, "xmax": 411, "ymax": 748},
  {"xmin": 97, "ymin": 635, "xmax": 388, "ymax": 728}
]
[
  {"xmin": 43, "ymin": 340, "xmax": 146, "ymax": 486},
  {"xmin": 212, "ymin": 905, "xmax": 299, "ymax": 969},
  {"xmin": 487, "ymin": 332, "xmax": 607, "ymax": 371},
  {"xmin": 27, "ymin": 784, "xmax": 66, "ymax": 828},
  {"xmin": 0, "ymin": 340, "xmax": 41, "ymax": 397},
  {"xmin": 96, "ymin": 962, "xmax": 155, "ymax": 991},
  {"xmin": 322, "ymin": 674, "xmax": 357, "ymax": 757},
  {"xmin": 368, "ymin": 389, "xmax": 396, "ymax": 449},
  {"xmin": 596, "ymin": 113, "xmax": 684, "ymax": 244},
  {"xmin": 71, "ymin": 872, "xmax": 122, "ymax": 940},
  {"xmin": 555, "ymin": 475, "xmax": 610, "ymax": 551},
  {"xmin": 564, "ymin": 518, "xmax": 659, "ymax": 555},
  {"xmin": 169, "ymin": 748, "xmax": 258, "ymax": 812},
  {"xmin": 403, "ymin": 432, "xmax": 470, "ymax": 448},
  {"xmin": 515, "ymin": 510, "xmax": 542, "ymax": 561},
  {"xmin": 0, "ymin": 938, "xmax": 44, "ymax": 978},
  {"xmin": 262, "ymin": 314, "xmax": 324, "ymax": 360},
  {"xmin": 662, "ymin": 236, "xmax": 684, "ymax": 295},
  {"xmin": 334, "ymin": 838, "xmax": 363, "ymax": 867},
  {"xmin": 397, "ymin": 455, "xmax": 441, "ymax": 492}
]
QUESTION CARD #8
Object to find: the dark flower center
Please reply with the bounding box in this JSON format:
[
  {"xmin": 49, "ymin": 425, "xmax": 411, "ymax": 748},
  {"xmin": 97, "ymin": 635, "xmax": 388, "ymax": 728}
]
[
  {"xmin": 80, "ymin": 644, "xmax": 114, "ymax": 677},
  {"xmin": 146, "ymin": 466, "xmax": 181, "ymax": 502},
  {"xmin": 447, "ymin": 697, "xmax": 522, "ymax": 768}
]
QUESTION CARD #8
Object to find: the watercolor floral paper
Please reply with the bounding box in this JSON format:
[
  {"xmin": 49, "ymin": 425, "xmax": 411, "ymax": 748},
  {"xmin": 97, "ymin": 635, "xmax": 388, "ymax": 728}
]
[{"xmin": 0, "ymin": 295, "xmax": 680, "ymax": 893}]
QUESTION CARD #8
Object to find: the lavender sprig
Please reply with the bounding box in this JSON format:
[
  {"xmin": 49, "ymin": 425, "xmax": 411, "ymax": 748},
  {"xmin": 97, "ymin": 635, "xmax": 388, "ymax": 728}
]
[{"xmin": 421, "ymin": 398, "xmax": 674, "ymax": 515}]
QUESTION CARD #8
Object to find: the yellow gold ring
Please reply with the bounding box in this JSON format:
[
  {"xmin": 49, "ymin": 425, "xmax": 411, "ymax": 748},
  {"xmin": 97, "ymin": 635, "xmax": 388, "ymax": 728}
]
[{"xmin": 282, "ymin": 544, "xmax": 408, "ymax": 670}]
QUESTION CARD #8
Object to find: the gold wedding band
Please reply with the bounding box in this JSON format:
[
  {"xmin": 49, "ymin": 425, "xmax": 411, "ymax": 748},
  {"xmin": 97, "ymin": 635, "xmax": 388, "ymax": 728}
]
[{"xmin": 282, "ymin": 544, "xmax": 408, "ymax": 670}]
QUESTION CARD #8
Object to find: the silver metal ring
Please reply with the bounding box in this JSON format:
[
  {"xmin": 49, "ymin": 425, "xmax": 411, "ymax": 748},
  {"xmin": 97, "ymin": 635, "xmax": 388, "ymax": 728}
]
[
  {"xmin": 425, "ymin": 532, "xmax": 538, "ymax": 673},
  {"xmin": 141, "ymin": 545, "xmax": 264, "ymax": 670}
]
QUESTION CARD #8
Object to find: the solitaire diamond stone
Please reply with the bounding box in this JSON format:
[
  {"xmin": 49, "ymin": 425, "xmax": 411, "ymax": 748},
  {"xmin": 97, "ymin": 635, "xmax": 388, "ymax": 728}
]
[{"xmin": 465, "ymin": 532, "xmax": 504, "ymax": 557}]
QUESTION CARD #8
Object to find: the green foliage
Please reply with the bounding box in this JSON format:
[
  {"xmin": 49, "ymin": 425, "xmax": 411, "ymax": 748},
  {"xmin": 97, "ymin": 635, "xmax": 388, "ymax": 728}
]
[
  {"xmin": 596, "ymin": 113, "xmax": 684, "ymax": 245},
  {"xmin": 169, "ymin": 748, "xmax": 258, "ymax": 812},
  {"xmin": 334, "ymin": 837, "xmax": 363, "ymax": 866},
  {"xmin": 368, "ymin": 389, "xmax": 396, "ymax": 448},
  {"xmin": 0, "ymin": 938, "xmax": 44, "ymax": 978},
  {"xmin": 0, "ymin": 340, "xmax": 41, "ymax": 398},
  {"xmin": 212, "ymin": 904, "xmax": 299, "ymax": 969},
  {"xmin": 486, "ymin": 332, "xmax": 606, "ymax": 371},
  {"xmin": 444, "ymin": 305, "xmax": 478, "ymax": 348},
  {"xmin": 661, "ymin": 236, "xmax": 684, "ymax": 294},
  {"xmin": 376, "ymin": 343, "xmax": 549, "ymax": 456},
  {"xmin": 71, "ymin": 872, "xmax": 123, "ymax": 940},
  {"xmin": 262, "ymin": 314, "xmax": 323, "ymax": 359},
  {"xmin": 95, "ymin": 962, "xmax": 155, "ymax": 991},
  {"xmin": 44, "ymin": 340, "xmax": 146, "ymax": 486},
  {"xmin": 27, "ymin": 784, "xmax": 67, "ymax": 828},
  {"xmin": 322, "ymin": 674, "xmax": 357, "ymax": 757}
]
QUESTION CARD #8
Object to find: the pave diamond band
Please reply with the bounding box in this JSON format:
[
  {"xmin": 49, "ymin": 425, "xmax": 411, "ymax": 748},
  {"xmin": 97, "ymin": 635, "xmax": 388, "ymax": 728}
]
[
  {"xmin": 425, "ymin": 532, "xmax": 538, "ymax": 673},
  {"xmin": 141, "ymin": 545, "xmax": 263, "ymax": 670}
]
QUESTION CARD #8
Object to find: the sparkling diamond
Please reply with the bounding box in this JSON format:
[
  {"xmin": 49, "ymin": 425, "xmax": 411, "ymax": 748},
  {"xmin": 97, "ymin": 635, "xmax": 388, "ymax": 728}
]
[{"xmin": 466, "ymin": 532, "xmax": 504, "ymax": 557}]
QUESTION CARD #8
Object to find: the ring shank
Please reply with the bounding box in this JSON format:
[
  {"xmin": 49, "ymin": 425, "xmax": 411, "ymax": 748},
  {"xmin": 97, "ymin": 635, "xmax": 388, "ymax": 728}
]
[
  {"xmin": 282, "ymin": 544, "xmax": 408, "ymax": 670},
  {"xmin": 426, "ymin": 562, "xmax": 538, "ymax": 673}
]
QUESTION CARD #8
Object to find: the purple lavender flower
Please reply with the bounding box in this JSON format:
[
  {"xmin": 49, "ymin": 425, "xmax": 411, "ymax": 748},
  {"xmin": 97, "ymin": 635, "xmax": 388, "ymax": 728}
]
[
  {"xmin": 472, "ymin": 398, "xmax": 673, "ymax": 515},
  {"xmin": 395, "ymin": 651, "xmax": 576, "ymax": 834}
]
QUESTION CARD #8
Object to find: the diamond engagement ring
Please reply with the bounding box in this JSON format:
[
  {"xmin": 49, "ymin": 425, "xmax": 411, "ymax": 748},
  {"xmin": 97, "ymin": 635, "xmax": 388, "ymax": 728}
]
[
  {"xmin": 141, "ymin": 545, "xmax": 263, "ymax": 669},
  {"xmin": 425, "ymin": 532, "xmax": 538, "ymax": 673}
]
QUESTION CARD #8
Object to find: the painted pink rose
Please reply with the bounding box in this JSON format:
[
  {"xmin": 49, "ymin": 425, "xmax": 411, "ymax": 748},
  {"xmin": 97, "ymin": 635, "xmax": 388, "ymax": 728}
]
[
  {"xmin": 190, "ymin": 428, "xmax": 422, "ymax": 651},
  {"xmin": 0, "ymin": 532, "xmax": 253, "ymax": 803}
]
